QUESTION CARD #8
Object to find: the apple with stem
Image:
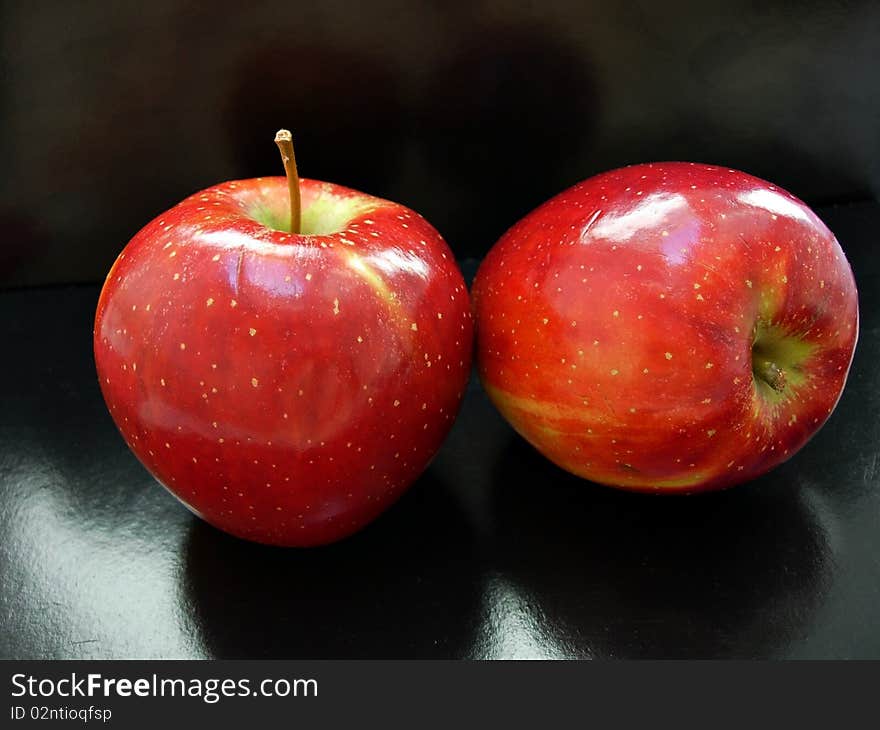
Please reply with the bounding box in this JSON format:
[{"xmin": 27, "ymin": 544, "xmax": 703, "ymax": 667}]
[
  {"xmin": 94, "ymin": 130, "xmax": 472, "ymax": 545},
  {"xmin": 473, "ymin": 162, "xmax": 858, "ymax": 492}
]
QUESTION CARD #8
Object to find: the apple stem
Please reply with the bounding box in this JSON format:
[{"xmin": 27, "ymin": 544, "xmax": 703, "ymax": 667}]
[
  {"xmin": 753, "ymin": 358, "xmax": 787, "ymax": 392},
  {"xmin": 274, "ymin": 129, "xmax": 301, "ymax": 234}
]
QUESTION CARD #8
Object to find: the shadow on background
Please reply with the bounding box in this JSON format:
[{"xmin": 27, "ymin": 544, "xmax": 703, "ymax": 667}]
[
  {"xmin": 224, "ymin": 42, "xmax": 406, "ymax": 196},
  {"xmin": 416, "ymin": 23, "xmax": 599, "ymax": 256},
  {"xmin": 183, "ymin": 471, "xmax": 481, "ymax": 659},
  {"xmin": 489, "ymin": 436, "xmax": 832, "ymax": 659}
]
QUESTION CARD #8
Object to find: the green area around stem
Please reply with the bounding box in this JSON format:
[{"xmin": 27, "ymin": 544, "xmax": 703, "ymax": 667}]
[{"xmin": 249, "ymin": 190, "xmax": 375, "ymax": 235}]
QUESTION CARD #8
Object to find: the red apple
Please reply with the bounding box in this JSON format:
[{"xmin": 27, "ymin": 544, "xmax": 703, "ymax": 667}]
[
  {"xmin": 94, "ymin": 132, "xmax": 472, "ymax": 546},
  {"xmin": 473, "ymin": 162, "xmax": 858, "ymax": 492}
]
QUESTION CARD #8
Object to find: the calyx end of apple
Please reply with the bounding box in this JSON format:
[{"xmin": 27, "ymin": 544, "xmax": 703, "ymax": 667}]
[
  {"xmin": 750, "ymin": 321, "xmax": 814, "ymax": 403},
  {"xmin": 752, "ymin": 357, "xmax": 787, "ymax": 393}
]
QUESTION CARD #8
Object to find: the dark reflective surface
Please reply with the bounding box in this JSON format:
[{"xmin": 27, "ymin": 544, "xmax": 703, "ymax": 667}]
[
  {"xmin": 184, "ymin": 472, "xmax": 481, "ymax": 659},
  {"xmin": 491, "ymin": 442, "xmax": 832, "ymax": 658},
  {"xmin": 1, "ymin": 204, "xmax": 879, "ymax": 658}
]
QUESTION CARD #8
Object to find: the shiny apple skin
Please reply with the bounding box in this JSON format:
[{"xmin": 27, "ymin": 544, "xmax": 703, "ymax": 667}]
[
  {"xmin": 94, "ymin": 177, "xmax": 472, "ymax": 546},
  {"xmin": 473, "ymin": 162, "xmax": 858, "ymax": 493}
]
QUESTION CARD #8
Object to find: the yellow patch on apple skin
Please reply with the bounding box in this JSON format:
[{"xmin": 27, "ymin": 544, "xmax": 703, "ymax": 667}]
[
  {"xmin": 482, "ymin": 380, "xmax": 712, "ymax": 491},
  {"xmin": 559, "ymin": 460, "xmax": 708, "ymax": 490},
  {"xmin": 340, "ymin": 250, "xmax": 421, "ymax": 339},
  {"xmin": 482, "ymin": 380, "xmax": 601, "ymax": 423},
  {"xmin": 343, "ymin": 252, "xmax": 398, "ymax": 309},
  {"xmin": 618, "ymin": 472, "xmax": 708, "ymax": 489}
]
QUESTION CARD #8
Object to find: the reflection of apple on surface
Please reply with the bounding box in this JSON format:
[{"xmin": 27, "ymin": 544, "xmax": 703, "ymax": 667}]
[
  {"xmin": 473, "ymin": 162, "xmax": 858, "ymax": 492},
  {"xmin": 94, "ymin": 131, "xmax": 472, "ymax": 546}
]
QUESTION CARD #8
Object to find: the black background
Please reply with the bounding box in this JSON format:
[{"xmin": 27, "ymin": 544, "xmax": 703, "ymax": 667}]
[
  {"xmin": 1, "ymin": 1, "xmax": 879, "ymax": 659},
  {"xmin": 1, "ymin": 0, "xmax": 879, "ymax": 287}
]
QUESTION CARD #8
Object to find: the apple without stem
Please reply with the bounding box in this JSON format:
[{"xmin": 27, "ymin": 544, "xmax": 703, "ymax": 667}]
[
  {"xmin": 473, "ymin": 162, "xmax": 858, "ymax": 492},
  {"xmin": 94, "ymin": 132, "xmax": 472, "ymax": 546}
]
